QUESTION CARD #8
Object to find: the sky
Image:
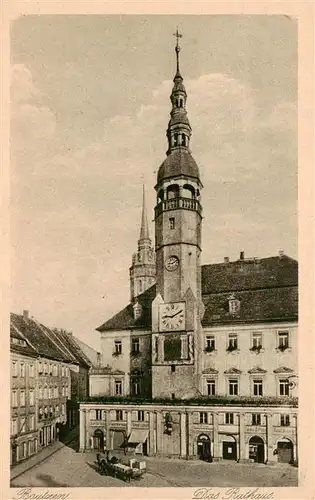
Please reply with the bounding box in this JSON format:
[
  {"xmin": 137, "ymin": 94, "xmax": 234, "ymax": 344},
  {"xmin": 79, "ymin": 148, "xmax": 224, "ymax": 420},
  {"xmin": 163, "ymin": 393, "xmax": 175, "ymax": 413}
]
[{"xmin": 10, "ymin": 15, "xmax": 297, "ymax": 351}]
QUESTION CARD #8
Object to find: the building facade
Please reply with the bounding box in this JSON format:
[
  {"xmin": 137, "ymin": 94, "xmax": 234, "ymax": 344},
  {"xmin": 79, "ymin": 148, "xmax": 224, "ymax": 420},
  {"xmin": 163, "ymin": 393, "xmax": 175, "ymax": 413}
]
[
  {"xmin": 80, "ymin": 34, "xmax": 298, "ymax": 465},
  {"xmin": 10, "ymin": 311, "xmax": 94, "ymax": 466}
]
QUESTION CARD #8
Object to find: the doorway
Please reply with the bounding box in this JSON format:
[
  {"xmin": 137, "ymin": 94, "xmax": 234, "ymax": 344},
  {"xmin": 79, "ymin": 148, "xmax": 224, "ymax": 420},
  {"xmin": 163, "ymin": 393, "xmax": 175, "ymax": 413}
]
[
  {"xmin": 113, "ymin": 430, "xmax": 125, "ymax": 450},
  {"xmin": 222, "ymin": 441, "xmax": 237, "ymax": 460},
  {"xmin": 197, "ymin": 434, "xmax": 212, "ymax": 462},
  {"xmin": 277, "ymin": 440, "xmax": 293, "ymax": 464},
  {"xmin": 93, "ymin": 429, "xmax": 105, "ymax": 452},
  {"xmin": 249, "ymin": 436, "xmax": 265, "ymax": 463}
]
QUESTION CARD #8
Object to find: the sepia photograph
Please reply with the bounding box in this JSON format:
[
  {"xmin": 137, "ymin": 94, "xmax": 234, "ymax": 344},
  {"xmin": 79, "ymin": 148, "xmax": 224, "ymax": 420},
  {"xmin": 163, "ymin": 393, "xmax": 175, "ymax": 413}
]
[{"xmin": 8, "ymin": 11, "xmax": 305, "ymax": 491}]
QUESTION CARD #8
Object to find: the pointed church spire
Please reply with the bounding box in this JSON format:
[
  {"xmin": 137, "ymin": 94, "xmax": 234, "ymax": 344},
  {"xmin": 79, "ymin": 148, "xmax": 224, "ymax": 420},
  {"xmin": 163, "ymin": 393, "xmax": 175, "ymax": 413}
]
[
  {"xmin": 139, "ymin": 184, "xmax": 150, "ymax": 243},
  {"xmin": 129, "ymin": 185, "xmax": 156, "ymax": 301}
]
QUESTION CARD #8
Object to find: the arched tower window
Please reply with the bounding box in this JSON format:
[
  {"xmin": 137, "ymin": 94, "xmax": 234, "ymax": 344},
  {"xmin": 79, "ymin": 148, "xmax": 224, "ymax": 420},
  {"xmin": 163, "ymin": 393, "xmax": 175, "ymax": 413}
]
[
  {"xmin": 179, "ymin": 98, "xmax": 183, "ymax": 107},
  {"xmin": 182, "ymin": 184, "xmax": 195, "ymax": 199},
  {"xmin": 157, "ymin": 189, "xmax": 164, "ymax": 204},
  {"xmin": 181, "ymin": 134, "xmax": 186, "ymax": 146},
  {"xmin": 167, "ymin": 185, "xmax": 180, "ymax": 199}
]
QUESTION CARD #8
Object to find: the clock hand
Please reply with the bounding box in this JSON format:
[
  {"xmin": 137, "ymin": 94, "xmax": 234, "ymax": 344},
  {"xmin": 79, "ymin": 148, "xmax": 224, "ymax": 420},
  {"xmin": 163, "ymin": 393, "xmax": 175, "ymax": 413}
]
[{"xmin": 169, "ymin": 310, "xmax": 183, "ymax": 318}]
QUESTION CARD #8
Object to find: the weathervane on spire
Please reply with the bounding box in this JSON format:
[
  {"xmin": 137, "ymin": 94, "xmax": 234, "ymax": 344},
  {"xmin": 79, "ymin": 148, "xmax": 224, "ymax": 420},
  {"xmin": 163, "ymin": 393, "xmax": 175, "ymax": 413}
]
[{"xmin": 173, "ymin": 27, "xmax": 183, "ymax": 73}]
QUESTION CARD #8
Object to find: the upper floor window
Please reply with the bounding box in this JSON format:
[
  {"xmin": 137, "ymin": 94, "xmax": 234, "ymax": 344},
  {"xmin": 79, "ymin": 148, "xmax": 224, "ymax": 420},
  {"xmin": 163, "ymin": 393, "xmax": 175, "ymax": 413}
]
[
  {"xmin": 252, "ymin": 332, "xmax": 263, "ymax": 349},
  {"xmin": 12, "ymin": 362, "xmax": 18, "ymax": 377},
  {"xmin": 137, "ymin": 410, "xmax": 145, "ymax": 421},
  {"xmin": 29, "ymin": 390, "xmax": 35, "ymax": 406},
  {"xmin": 199, "ymin": 412, "xmax": 208, "ymax": 424},
  {"xmin": 228, "ymin": 379, "xmax": 238, "ymax": 396},
  {"xmin": 279, "ymin": 379, "xmax": 290, "ymax": 396},
  {"xmin": 12, "ymin": 390, "xmax": 18, "ymax": 407},
  {"xmin": 53, "ymin": 364, "xmax": 58, "ymax": 376},
  {"xmin": 169, "ymin": 217, "xmax": 175, "ymax": 230},
  {"xmin": 115, "ymin": 380, "xmax": 122, "ymax": 396},
  {"xmin": 44, "ymin": 363, "xmax": 48, "ymax": 375},
  {"xmin": 38, "ymin": 386, "xmax": 43, "ymax": 399},
  {"xmin": 206, "ymin": 379, "xmax": 216, "ymax": 396},
  {"xmin": 11, "ymin": 419, "xmax": 18, "ymax": 436},
  {"xmin": 227, "ymin": 333, "xmax": 238, "ymax": 351},
  {"xmin": 38, "ymin": 362, "xmax": 43, "ymax": 374},
  {"xmin": 131, "ymin": 379, "xmax": 140, "ymax": 396},
  {"xmin": 280, "ymin": 414, "xmax": 290, "ymax": 426},
  {"xmin": 29, "ymin": 364, "xmax": 35, "ymax": 377},
  {"xmin": 278, "ymin": 331, "xmax": 289, "ymax": 350},
  {"xmin": 19, "ymin": 363, "xmax": 25, "ymax": 377},
  {"xmin": 225, "ymin": 413, "xmax": 234, "ymax": 425},
  {"xmin": 253, "ymin": 379, "xmax": 263, "ymax": 396},
  {"xmin": 20, "ymin": 417, "xmax": 26, "ymax": 434},
  {"xmin": 116, "ymin": 410, "xmax": 123, "ymax": 421},
  {"xmin": 114, "ymin": 341, "xmax": 122, "ymax": 355},
  {"xmin": 20, "ymin": 390, "xmax": 26, "ymax": 407},
  {"xmin": 252, "ymin": 413, "xmax": 261, "ymax": 426},
  {"xmin": 44, "ymin": 386, "xmax": 48, "ymax": 399},
  {"xmin": 29, "ymin": 414, "xmax": 35, "ymax": 431},
  {"xmin": 131, "ymin": 338, "xmax": 140, "ymax": 353},
  {"xmin": 205, "ymin": 335, "xmax": 215, "ymax": 352}
]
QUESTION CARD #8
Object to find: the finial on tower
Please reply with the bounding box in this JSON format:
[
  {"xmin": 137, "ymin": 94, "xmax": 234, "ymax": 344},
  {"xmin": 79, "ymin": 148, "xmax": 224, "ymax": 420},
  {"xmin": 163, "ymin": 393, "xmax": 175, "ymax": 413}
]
[{"xmin": 173, "ymin": 27, "xmax": 183, "ymax": 75}]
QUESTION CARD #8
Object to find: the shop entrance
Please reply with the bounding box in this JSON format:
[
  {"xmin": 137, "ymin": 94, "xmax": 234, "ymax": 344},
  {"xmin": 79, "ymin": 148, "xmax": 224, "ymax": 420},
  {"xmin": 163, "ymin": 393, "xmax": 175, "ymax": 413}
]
[
  {"xmin": 197, "ymin": 434, "xmax": 212, "ymax": 462},
  {"xmin": 249, "ymin": 436, "xmax": 265, "ymax": 463},
  {"xmin": 222, "ymin": 440, "xmax": 237, "ymax": 460},
  {"xmin": 277, "ymin": 439, "xmax": 293, "ymax": 464},
  {"xmin": 113, "ymin": 430, "xmax": 125, "ymax": 450},
  {"xmin": 93, "ymin": 429, "xmax": 105, "ymax": 452}
]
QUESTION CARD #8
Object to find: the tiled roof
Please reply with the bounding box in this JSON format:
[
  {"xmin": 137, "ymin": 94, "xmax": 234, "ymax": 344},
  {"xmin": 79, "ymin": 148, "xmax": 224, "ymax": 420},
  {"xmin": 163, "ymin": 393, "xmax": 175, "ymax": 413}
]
[
  {"xmin": 10, "ymin": 313, "xmax": 90, "ymax": 367},
  {"xmin": 201, "ymin": 255, "xmax": 297, "ymax": 294},
  {"xmin": 97, "ymin": 285, "xmax": 155, "ymax": 332},
  {"xmin": 10, "ymin": 324, "xmax": 38, "ymax": 357},
  {"xmin": 97, "ymin": 255, "xmax": 298, "ymax": 332},
  {"xmin": 11, "ymin": 314, "xmax": 70, "ymax": 362}
]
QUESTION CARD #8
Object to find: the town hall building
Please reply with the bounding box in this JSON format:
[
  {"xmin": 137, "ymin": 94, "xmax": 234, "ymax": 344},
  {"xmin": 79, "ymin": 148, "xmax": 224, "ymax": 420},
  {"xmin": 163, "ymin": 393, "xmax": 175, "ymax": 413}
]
[{"xmin": 79, "ymin": 33, "xmax": 298, "ymax": 465}]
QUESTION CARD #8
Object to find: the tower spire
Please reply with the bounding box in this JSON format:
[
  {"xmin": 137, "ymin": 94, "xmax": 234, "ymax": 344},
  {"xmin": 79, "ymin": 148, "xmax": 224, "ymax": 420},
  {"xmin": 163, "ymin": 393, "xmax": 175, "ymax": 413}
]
[
  {"xmin": 139, "ymin": 184, "xmax": 150, "ymax": 243},
  {"xmin": 165, "ymin": 28, "xmax": 192, "ymax": 156}
]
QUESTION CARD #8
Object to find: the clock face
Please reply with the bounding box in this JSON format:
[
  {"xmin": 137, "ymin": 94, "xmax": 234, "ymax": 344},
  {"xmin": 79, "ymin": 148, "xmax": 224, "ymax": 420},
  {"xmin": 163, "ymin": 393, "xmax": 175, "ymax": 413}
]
[
  {"xmin": 159, "ymin": 302, "xmax": 185, "ymax": 331},
  {"xmin": 165, "ymin": 255, "xmax": 179, "ymax": 272}
]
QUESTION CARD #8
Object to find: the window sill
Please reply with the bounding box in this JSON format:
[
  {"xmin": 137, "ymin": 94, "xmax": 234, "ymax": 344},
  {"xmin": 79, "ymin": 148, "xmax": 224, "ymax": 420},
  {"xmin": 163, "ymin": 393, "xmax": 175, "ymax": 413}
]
[
  {"xmin": 204, "ymin": 349, "xmax": 217, "ymax": 355},
  {"xmin": 276, "ymin": 348, "xmax": 292, "ymax": 353},
  {"xmin": 226, "ymin": 349, "xmax": 239, "ymax": 354},
  {"xmin": 249, "ymin": 348, "xmax": 265, "ymax": 354}
]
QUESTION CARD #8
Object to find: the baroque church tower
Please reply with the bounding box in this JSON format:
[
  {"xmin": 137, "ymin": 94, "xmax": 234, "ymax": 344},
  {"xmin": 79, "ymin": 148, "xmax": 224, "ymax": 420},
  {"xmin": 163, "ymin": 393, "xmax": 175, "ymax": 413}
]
[
  {"xmin": 129, "ymin": 185, "xmax": 156, "ymax": 301},
  {"xmin": 151, "ymin": 31, "xmax": 204, "ymax": 399}
]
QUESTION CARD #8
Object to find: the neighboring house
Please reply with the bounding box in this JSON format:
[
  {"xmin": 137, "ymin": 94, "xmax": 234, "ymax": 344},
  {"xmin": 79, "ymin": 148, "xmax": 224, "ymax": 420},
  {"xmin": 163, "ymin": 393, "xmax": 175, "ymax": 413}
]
[
  {"xmin": 80, "ymin": 38, "xmax": 298, "ymax": 465},
  {"xmin": 10, "ymin": 311, "xmax": 94, "ymax": 466}
]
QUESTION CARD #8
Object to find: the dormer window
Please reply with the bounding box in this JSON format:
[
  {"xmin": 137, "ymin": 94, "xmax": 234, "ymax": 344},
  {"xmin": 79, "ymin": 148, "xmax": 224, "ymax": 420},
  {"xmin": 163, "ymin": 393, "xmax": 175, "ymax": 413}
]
[
  {"xmin": 228, "ymin": 294, "xmax": 240, "ymax": 315},
  {"xmin": 133, "ymin": 301, "xmax": 142, "ymax": 320}
]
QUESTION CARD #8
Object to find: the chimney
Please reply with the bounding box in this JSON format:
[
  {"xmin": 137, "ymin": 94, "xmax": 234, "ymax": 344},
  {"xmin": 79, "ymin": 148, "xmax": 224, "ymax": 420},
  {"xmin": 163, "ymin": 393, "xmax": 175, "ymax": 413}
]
[
  {"xmin": 279, "ymin": 249, "xmax": 284, "ymax": 259},
  {"xmin": 224, "ymin": 257, "xmax": 229, "ymax": 263},
  {"xmin": 23, "ymin": 310, "xmax": 29, "ymax": 320},
  {"xmin": 240, "ymin": 251, "xmax": 245, "ymax": 260}
]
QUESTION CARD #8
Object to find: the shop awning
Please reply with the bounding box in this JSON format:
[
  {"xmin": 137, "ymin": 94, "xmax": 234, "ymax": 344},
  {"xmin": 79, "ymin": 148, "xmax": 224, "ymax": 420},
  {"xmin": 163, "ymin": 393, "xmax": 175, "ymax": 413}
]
[{"xmin": 128, "ymin": 429, "xmax": 149, "ymax": 444}]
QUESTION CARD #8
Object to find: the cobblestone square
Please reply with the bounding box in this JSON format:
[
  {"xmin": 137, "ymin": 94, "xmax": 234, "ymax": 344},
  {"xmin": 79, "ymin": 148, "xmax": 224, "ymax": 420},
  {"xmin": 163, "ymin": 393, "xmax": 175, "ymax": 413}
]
[{"xmin": 11, "ymin": 442, "xmax": 298, "ymax": 488}]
